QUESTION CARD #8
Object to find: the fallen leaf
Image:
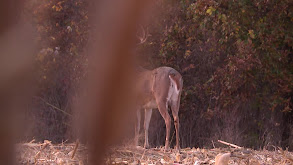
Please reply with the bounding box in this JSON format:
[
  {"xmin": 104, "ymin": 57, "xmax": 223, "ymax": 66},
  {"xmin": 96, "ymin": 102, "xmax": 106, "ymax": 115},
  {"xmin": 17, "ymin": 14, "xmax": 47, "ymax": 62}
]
[{"xmin": 215, "ymin": 153, "xmax": 231, "ymax": 165}]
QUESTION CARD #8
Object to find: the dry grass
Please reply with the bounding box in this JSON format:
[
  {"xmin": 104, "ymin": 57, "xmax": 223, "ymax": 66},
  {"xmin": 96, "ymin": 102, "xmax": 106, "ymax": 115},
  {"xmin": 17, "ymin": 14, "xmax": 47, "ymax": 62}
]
[
  {"xmin": 16, "ymin": 141, "xmax": 293, "ymax": 164},
  {"xmin": 105, "ymin": 146, "xmax": 293, "ymax": 165},
  {"xmin": 16, "ymin": 140, "xmax": 88, "ymax": 164}
]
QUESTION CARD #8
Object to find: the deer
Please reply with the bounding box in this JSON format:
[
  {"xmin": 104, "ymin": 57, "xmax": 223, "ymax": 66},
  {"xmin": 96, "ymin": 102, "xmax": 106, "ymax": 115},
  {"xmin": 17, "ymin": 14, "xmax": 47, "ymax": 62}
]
[
  {"xmin": 134, "ymin": 26, "xmax": 183, "ymax": 150},
  {"xmin": 134, "ymin": 66, "xmax": 183, "ymax": 150}
]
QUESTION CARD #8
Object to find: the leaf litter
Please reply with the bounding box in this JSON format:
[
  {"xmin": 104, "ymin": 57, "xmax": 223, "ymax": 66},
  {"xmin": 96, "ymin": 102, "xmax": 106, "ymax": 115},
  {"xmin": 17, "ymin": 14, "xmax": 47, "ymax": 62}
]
[
  {"xmin": 105, "ymin": 145, "xmax": 293, "ymax": 165},
  {"xmin": 16, "ymin": 140, "xmax": 87, "ymax": 164},
  {"xmin": 16, "ymin": 140, "xmax": 293, "ymax": 164}
]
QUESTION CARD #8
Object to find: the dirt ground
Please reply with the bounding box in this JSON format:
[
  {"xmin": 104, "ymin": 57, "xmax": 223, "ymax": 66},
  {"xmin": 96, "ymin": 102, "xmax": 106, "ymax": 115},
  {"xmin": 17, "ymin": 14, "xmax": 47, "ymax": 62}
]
[{"xmin": 16, "ymin": 140, "xmax": 293, "ymax": 164}]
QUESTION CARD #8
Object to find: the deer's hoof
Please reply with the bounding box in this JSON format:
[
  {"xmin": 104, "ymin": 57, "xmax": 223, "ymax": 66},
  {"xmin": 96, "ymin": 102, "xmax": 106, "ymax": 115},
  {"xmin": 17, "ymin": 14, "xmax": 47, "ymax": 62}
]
[
  {"xmin": 174, "ymin": 144, "xmax": 180, "ymax": 150},
  {"xmin": 144, "ymin": 145, "xmax": 150, "ymax": 149},
  {"xmin": 164, "ymin": 146, "xmax": 170, "ymax": 152},
  {"xmin": 135, "ymin": 146, "xmax": 144, "ymax": 150},
  {"xmin": 174, "ymin": 146, "xmax": 181, "ymax": 152}
]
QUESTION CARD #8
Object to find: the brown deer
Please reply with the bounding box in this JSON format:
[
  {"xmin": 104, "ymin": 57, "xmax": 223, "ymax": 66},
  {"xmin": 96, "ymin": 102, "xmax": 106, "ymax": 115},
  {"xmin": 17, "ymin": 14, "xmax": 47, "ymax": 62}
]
[{"xmin": 134, "ymin": 66, "xmax": 183, "ymax": 150}]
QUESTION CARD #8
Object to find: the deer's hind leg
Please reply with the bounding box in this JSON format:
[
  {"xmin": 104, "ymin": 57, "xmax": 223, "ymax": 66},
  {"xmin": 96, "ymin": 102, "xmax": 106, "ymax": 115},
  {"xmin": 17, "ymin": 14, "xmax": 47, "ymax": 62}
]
[
  {"xmin": 144, "ymin": 108, "xmax": 152, "ymax": 148},
  {"xmin": 170, "ymin": 100, "xmax": 180, "ymax": 150},
  {"xmin": 156, "ymin": 100, "xmax": 171, "ymax": 150},
  {"xmin": 134, "ymin": 109, "xmax": 141, "ymax": 146}
]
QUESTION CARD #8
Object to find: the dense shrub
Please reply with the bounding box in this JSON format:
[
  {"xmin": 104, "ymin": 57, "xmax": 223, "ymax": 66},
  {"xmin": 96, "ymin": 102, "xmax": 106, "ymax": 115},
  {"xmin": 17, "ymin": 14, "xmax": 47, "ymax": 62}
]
[
  {"xmin": 25, "ymin": 0, "xmax": 88, "ymax": 142},
  {"xmin": 140, "ymin": 0, "xmax": 292, "ymax": 149}
]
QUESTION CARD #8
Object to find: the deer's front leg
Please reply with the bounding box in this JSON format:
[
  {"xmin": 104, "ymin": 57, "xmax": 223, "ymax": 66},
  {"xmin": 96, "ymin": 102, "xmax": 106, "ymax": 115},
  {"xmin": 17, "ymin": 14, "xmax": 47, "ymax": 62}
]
[
  {"xmin": 144, "ymin": 109, "xmax": 152, "ymax": 149},
  {"xmin": 157, "ymin": 101, "xmax": 171, "ymax": 150},
  {"xmin": 134, "ymin": 109, "xmax": 141, "ymax": 146}
]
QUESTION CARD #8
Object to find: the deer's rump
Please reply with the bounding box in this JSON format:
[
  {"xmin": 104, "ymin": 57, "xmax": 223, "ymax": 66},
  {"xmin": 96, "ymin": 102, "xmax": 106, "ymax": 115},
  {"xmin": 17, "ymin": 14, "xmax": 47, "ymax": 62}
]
[{"xmin": 136, "ymin": 67, "xmax": 182, "ymax": 109}]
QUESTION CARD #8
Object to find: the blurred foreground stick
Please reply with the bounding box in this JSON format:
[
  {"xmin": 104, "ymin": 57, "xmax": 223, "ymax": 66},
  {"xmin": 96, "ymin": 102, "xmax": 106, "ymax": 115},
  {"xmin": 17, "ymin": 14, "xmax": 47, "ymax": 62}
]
[
  {"xmin": 0, "ymin": 0, "xmax": 151, "ymax": 164},
  {"xmin": 0, "ymin": 0, "xmax": 35, "ymax": 164},
  {"xmin": 81, "ymin": 0, "xmax": 151, "ymax": 163}
]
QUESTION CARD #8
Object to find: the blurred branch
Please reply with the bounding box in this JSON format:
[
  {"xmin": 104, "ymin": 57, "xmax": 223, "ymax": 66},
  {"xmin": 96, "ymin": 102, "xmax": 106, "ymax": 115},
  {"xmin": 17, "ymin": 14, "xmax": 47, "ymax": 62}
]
[{"xmin": 33, "ymin": 96, "xmax": 72, "ymax": 117}]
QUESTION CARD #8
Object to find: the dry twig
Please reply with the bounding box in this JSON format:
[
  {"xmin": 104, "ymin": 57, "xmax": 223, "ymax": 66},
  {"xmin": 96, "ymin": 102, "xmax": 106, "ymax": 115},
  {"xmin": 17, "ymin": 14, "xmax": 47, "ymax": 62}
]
[
  {"xmin": 33, "ymin": 96, "xmax": 72, "ymax": 117},
  {"xmin": 217, "ymin": 140, "xmax": 242, "ymax": 149},
  {"xmin": 34, "ymin": 140, "xmax": 51, "ymax": 164},
  {"xmin": 71, "ymin": 139, "xmax": 79, "ymax": 159},
  {"xmin": 278, "ymin": 147, "xmax": 293, "ymax": 163}
]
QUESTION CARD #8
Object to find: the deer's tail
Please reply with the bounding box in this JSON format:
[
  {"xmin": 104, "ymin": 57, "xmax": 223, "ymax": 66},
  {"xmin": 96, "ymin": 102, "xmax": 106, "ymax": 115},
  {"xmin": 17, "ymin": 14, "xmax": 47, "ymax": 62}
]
[{"xmin": 168, "ymin": 71, "xmax": 183, "ymax": 91}]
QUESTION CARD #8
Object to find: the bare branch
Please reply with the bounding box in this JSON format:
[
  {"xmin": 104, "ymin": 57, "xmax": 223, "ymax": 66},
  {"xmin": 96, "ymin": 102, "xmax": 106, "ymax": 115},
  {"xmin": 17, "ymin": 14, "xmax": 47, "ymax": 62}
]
[{"xmin": 136, "ymin": 25, "xmax": 150, "ymax": 45}]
